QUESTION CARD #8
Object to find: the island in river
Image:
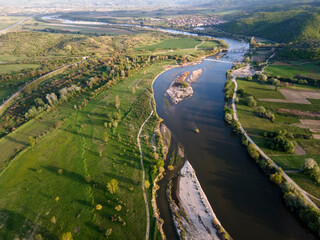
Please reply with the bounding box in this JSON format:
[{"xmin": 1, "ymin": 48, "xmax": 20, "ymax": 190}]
[{"xmin": 166, "ymin": 69, "xmax": 203, "ymax": 104}]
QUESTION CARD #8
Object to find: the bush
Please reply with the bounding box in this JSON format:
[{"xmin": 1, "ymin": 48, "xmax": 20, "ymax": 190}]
[
  {"xmin": 258, "ymin": 106, "xmax": 266, "ymax": 115},
  {"xmin": 244, "ymin": 96, "xmax": 257, "ymax": 107},
  {"xmin": 115, "ymin": 205, "xmax": 122, "ymax": 211},
  {"xmin": 224, "ymin": 113, "xmax": 233, "ymax": 124},
  {"xmin": 28, "ymin": 136, "xmax": 36, "ymax": 147},
  {"xmin": 144, "ymin": 180, "xmax": 150, "ymax": 189},
  {"xmin": 247, "ymin": 143, "xmax": 260, "ymax": 160},
  {"xmin": 61, "ymin": 232, "xmax": 72, "ymax": 240},
  {"xmin": 270, "ymin": 168, "xmax": 284, "ymax": 185}
]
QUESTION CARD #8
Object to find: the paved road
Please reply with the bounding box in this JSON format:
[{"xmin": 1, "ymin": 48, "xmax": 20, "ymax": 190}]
[{"xmin": 231, "ymin": 75, "xmax": 319, "ymax": 210}]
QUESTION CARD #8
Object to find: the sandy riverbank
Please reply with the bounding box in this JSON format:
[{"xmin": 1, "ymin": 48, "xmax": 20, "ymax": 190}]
[{"xmin": 169, "ymin": 161, "xmax": 231, "ymax": 240}]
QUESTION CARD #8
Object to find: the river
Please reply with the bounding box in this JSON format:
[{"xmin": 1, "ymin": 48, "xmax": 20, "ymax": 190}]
[{"xmin": 43, "ymin": 15, "xmax": 317, "ymax": 240}]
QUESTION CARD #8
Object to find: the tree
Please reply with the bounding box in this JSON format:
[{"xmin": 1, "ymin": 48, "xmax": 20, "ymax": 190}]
[
  {"xmin": 107, "ymin": 179, "xmax": 119, "ymax": 194},
  {"xmin": 115, "ymin": 205, "xmax": 122, "ymax": 211},
  {"xmin": 303, "ymin": 158, "xmax": 317, "ymax": 171},
  {"xmin": 244, "ymin": 96, "xmax": 257, "ymax": 107},
  {"xmin": 115, "ymin": 95, "xmax": 120, "ymax": 109},
  {"xmin": 244, "ymin": 56, "xmax": 250, "ymax": 63},
  {"xmin": 144, "ymin": 180, "xmax": 150, "ymax": 189},
  {"xmin": 96, "ymin": 204, "xmax": 103, "ymax": 210},
  {"xmin": 24, "ymin": 85, "xmax": 32, "ymax": 95},
  {"xmin": 224, "ymin": 113, "xmax": 233, "ymax": 124},
  {"xmin": 258, "ymin": 73, "xmax": 268, "ymax": 82},
  {"xmin": 258, "ymin": 106, "xmax": 266, "ymax": 115}
]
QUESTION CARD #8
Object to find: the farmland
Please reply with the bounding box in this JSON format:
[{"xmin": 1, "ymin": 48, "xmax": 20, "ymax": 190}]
[{"xmin": 235, "ymin": 77, "xmax": 320, "ymax": 207}]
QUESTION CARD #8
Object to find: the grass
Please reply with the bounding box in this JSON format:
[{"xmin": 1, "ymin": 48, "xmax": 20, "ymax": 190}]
[
  {"xmin": 265, "ymin": 62, "xmax": 320, "ymax": 79},
  {"xmin": 288, "ymin": 172, "xmax": 320, "ymax": 206},
  {"xmin": 138, "ymin": 38, "xmax": 202, "ymax": 50},
  {"xmin": 237, "ymin": 79, "xmax": 285, "ymax": 99},
  {"xmin": 198, "ymin": 40, "xmax": 220, "ymax": 49},
  {"xmin": 0, "ymin": 16, "xmax": 26, "ymax": 30},
  {"xmin": 0, "ymin": 64, "xmax": 40, "ymax": 74},
  {"xmin": 0, "ymin": 61, "xmax": 170, "ymax": 239}
]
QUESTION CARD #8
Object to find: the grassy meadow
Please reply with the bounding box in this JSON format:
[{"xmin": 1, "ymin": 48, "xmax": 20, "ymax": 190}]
[
  {"xmin": 138, "ymin": 37, "xmax": 202, "ymax": 50},
  {"xmin": 0, "ymin": 61, "xmax": 170, "ymax": 240}
]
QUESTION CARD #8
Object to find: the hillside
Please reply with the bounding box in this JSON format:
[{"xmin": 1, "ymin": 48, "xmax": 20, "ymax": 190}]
[{"xmin": 219, "ymin": 9, "xmax": 320, "ymax": 60}]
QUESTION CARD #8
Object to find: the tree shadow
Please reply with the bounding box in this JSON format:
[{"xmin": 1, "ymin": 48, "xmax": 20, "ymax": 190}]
[
  {"xmin": 0, "ymin": 208, "xmax": 57, "ymax": 239},
  {"xmin": 3, "ymin": 135, "xmax": 27, "ymax": 146},
  {"xmin": 41, "ymin": 165, "xmax": 105, "ymax": 192}
]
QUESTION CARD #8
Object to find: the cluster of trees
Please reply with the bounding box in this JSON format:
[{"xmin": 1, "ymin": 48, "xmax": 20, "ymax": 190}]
[
  {"xmin": 302, "ymin": 158, "xmax": 320, "ymax": 183},
  {"xmin": 25, "ymin": 85, "xmax": 81, "ymax": 119},
  {"xmin": 268, "ymin": 130, "xmax": 297, "ymax": 153}
]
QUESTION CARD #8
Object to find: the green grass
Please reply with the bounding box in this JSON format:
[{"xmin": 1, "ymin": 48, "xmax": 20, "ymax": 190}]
[
  {"xmin": 272, "ymin": 155, "xmax": 320, "ymax": 170},
  {"xmin": 288, "ymin": 172, "xmax": 320, "ymax": 206},
  {"xmin": 265, "ymin": 62, "xmax": 320, "ymax": 79},
  {"xmin": 265, "ymin": 65, "xmax": 310, "ymax": 78},
  {"xmin": 0, "ymin": 64, "xmax": 40, "ymax": 74},
  {"xmin": 198, "ymin": 40, "xmax": 220, "ymax": 49},
  {"xmin": 138, "ymin": 38, "xmax": 202, "ymax": 50},
  {"xmin": 237, "ymin": 79, "xmax": 285, "ymax": 99},
  {"xmin": 0, "ymin": 62, "xmax": 170, "ymax": 239}
]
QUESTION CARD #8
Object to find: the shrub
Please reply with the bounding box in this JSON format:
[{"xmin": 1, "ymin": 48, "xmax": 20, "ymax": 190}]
[
  {"xmin": 258, "ymin": 106, "xmax": 266, "ymax": 115},
  {"xmin": 168, "ymin": 165, "xmax": 174, "ymax": 171},
  {"xmin": 224, "ymin": 113, "xmax": 233, "ymax": 124},
  {"xmin": 96, "ymin": 204, "xmax": 103, "ymax": 210},
  {"xmin": 105, "ymin": 228, "xmax": 112, "ymax": 236},
  {"xmin": 247, "ymin": 143, "xmax": 260, "ymax": 160},
  {"xmin": 28, "ymin": 136, "xmax": 36, "ymax": 147},
  {"xmin": 244, "ymin": 96, "xmax": 257, "ymax": 107},
  {"xmin": 270, "ymin": 168, "xmax": 284, "ymax": 185},
  {"xmin": 61, "ymin": 232, "xmax": 72, "ymax": 240},
  {"xmin": 115, "ymin": 205, "xmax": 122, "ymax": 211}
]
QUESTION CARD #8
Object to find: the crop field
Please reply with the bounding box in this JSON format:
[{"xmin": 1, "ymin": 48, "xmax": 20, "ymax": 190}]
[
  {"xmin": 265, "ymin": 61, "xmax": 320, "ymax": 79},
  {"xmin": 138, "ymin": 38, "xmax": 202, "ymax": 50},
  {"xmin": 0, "ymin": 62, "xmax": 169, "ymax": 240}
]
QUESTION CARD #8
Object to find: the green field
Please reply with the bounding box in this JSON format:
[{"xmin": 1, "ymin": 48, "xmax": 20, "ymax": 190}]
[
  {"xmin": 198, "ymin": 40, "xmax": 220, "ymax": 49},
  {"xmin": 0, "ymin": 64, "xmax": 40, "ymax": 74},
  {"xmin": 0, "ymin": 61, "xmax": 169, "ymax": 240},
  {"xmin": 265, "ymin": 62, "xmax": 320, "ymax": 79},
  {"xmin": 138, "ymin": 38, "xmax": 202, "ymax": 50}
]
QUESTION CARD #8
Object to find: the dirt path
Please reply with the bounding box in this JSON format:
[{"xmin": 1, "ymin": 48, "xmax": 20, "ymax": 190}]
[
  {"xmin": 137, "ymin": 96, "xmax": 154, "ymax": 240},
  {"xmin": 195, "ymin": 40, "xmax": 205, "ymax": 49},
  {"xmin": 231, "ymin": 76, "xmax": 319, "ymax": 210}
]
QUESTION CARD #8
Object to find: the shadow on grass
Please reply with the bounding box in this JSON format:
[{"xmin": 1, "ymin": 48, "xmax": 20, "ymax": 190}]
[
  {"xmin": 0, "ymin": 208, "xmax": 57, "ymax": 239},
  {"xmin": 3, "ymin": 135, "xmax": 27, "ymax": 146},
  {"xmin": 41, "ymin": 165, "xmax": 105, "ymax": 192}
]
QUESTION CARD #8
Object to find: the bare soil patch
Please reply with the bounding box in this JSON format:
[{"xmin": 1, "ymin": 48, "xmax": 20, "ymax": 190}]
[
  {"xmin": 259, "ymin": 88, "xmax": 320, "ymax": 104},
  {"xmin": 278, "ymin": 109, "xmax": 320, "ymax": 118},
  {"xmin": 271, "ymin": 61, "xmax": 291, "ymax": 66},
  {"xmin": 294, "ymin": 144, "xmax": 307, "ymax": 155}
]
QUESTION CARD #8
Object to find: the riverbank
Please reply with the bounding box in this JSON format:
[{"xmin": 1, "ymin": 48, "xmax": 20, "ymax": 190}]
[
  {"xmin": 171, "ymin": 160, "xmax": 231, "ymax": 240},
  {"xmin": 226, "ymin": 60, "xmax": 320, "ymax": 237}
]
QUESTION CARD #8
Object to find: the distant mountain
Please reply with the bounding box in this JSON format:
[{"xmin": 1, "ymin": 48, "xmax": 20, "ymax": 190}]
[{"xmin": 0, "ymin": 0, "xmax": 315, "ymax": 8}]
